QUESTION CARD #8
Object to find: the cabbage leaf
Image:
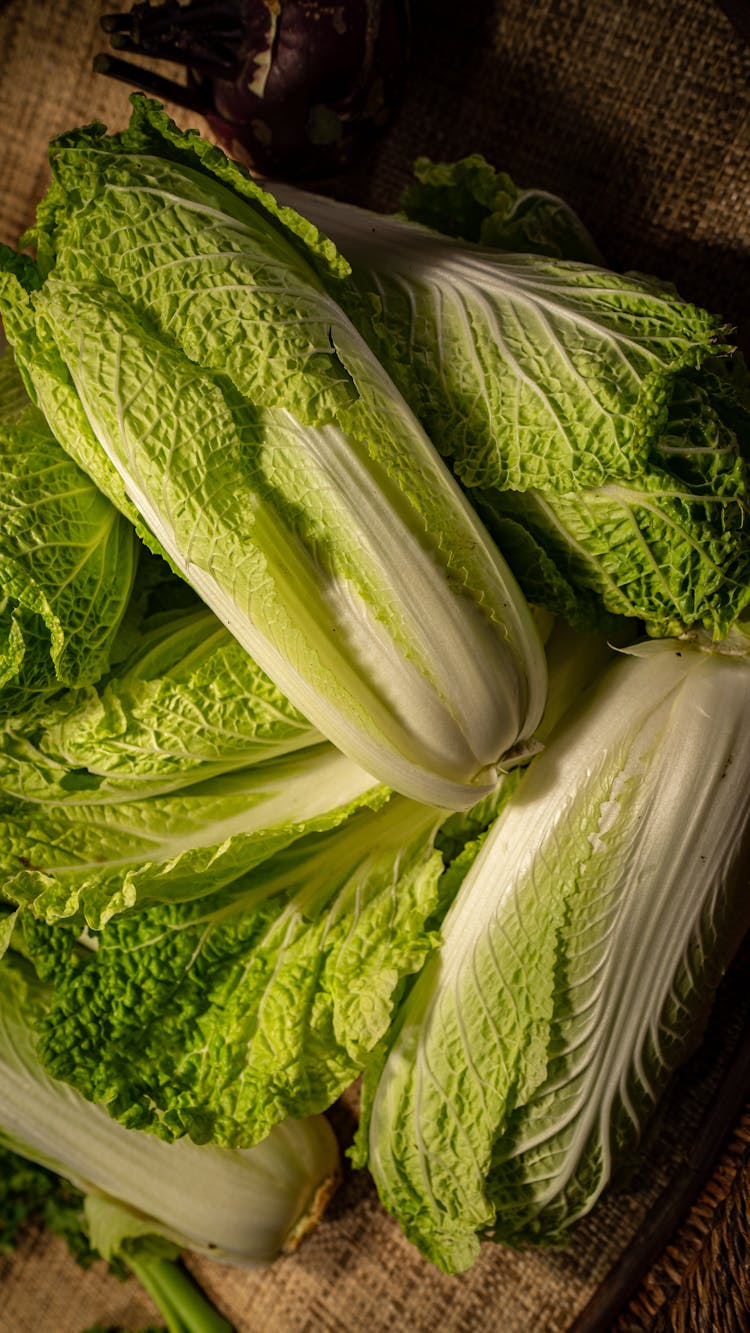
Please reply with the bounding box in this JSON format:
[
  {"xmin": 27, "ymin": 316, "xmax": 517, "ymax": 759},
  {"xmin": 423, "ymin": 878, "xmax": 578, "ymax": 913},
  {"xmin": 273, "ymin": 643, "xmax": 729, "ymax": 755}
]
[
  {"xmin": 0, "ymin": 350, "xmax": 136, "ymax": 717},
  {"xmin": 0, "ymin": 603, "xmax": 320, "ymax": 805},
  {"xmin": 0, "ymin": 742, "xmax": 386, "ymax": 929},
  {"xmin": 399, "ymin": 153, "xmax": 603, "ymax": 261}
]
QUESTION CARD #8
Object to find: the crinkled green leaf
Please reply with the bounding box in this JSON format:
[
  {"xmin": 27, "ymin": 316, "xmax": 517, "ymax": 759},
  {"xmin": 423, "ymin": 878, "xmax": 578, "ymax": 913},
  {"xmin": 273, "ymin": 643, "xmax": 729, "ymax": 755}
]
[
  {"xmin": 0, "ymin": 910, "xmax": 18, "ymax": 961},
  {"xmin": 400, "ymin": 154, "xmax": 602, "ymax": 262},
  {"xmin": 475, "ymin": 444, "xmax": 750, "ymax": 639},
  {"xmin": 474, "ymin": 363, "xmax": 750, "ymax": 637},
  {"xmin": 30, "ymin": 96, "xmax": 350, "ymax": 291},
  {"xmin": 29, "ymin": 796, "xmax": 444, "ymax": 1147},
  {"xmin": 0, "ymin": 351, "xmax": 137, "ymax": 714},
  {"xmin": 0, "ymin": 267, "xmax": 183, "ymax": 586}
]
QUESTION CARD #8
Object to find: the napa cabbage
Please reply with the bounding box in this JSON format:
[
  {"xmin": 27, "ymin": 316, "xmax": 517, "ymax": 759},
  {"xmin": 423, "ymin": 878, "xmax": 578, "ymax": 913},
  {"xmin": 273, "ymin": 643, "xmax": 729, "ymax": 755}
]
[
  {"xmin": 0, "ymin": 99, "xmax": 546, "ymax": 810},
  {"xmin": 356, "ymin": 639, "xmax": 750, "ymax": 1270}
]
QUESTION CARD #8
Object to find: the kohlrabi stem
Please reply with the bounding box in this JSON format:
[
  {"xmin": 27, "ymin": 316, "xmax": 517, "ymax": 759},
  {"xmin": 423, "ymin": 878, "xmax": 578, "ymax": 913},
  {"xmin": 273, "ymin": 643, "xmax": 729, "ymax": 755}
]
[
  {"xmin": 125, "ymin": 1250, "xmax": 234, "ymax": 1333},
  {"xmin": 109, "ymin": 33, "xmax": 235, "ymax": 79},
  {"xmin": 92, "ymin": 54, "xmax": 208, "ymax": 115},
  {"xmin": 102, "ymin": 0, "xmax": 241, "ymax": 39}
]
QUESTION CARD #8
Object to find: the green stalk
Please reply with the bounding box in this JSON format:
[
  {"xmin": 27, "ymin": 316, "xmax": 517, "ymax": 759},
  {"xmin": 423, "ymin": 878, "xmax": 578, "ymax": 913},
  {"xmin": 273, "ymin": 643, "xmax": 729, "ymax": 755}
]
[{"xmin": 125, "ymin": 1249, "xmax": 234, "ymax": 1333}]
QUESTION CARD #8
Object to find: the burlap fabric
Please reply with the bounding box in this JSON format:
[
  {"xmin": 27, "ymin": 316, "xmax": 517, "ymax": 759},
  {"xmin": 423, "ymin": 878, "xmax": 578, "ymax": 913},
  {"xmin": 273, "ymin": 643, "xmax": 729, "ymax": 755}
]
[{"xmin": 0, "ymin": 1, "xmax": 749, "ymax": 1329}]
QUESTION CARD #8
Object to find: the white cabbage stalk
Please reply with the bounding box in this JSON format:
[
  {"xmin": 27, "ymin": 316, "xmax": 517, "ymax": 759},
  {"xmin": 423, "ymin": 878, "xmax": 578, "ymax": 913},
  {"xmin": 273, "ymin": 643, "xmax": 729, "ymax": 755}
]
[
  {"xmin": 364, "ymin": 639, "xmax": 750, "ymax": 1271},
  {"xmin": 0, "ymin": 958, "xmax": 340, "ymax": 1265}
]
